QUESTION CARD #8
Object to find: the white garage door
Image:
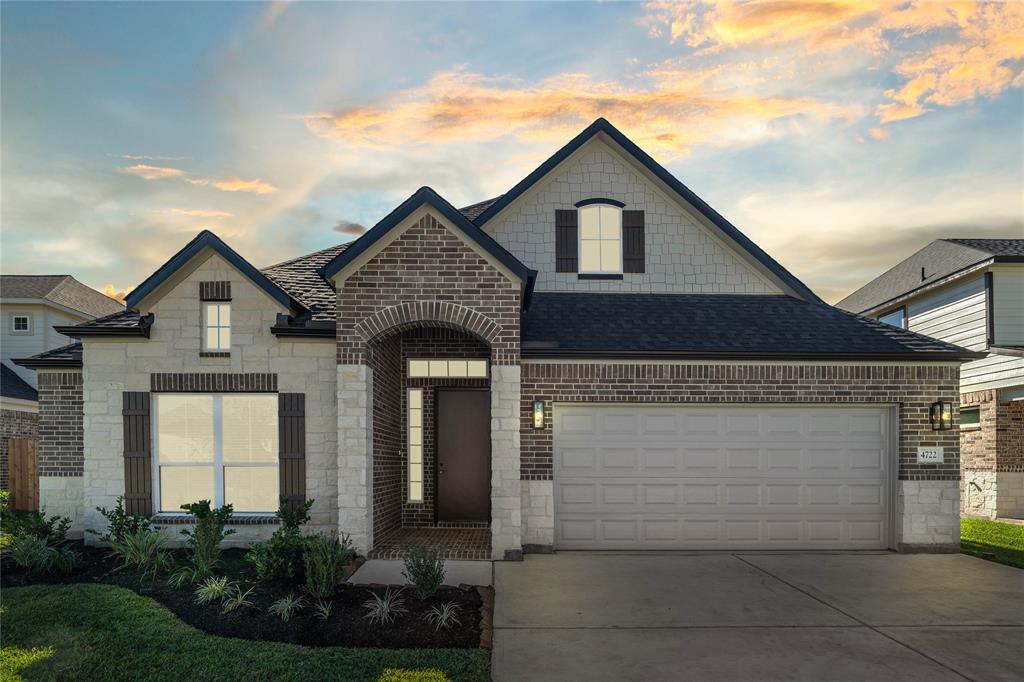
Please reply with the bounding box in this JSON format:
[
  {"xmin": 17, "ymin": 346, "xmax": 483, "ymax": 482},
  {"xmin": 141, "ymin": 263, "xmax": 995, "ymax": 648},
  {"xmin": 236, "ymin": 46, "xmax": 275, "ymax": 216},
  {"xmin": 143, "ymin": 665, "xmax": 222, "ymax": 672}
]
[{"xmin": 554, "ymin": 405, "xmax": 892, "ymax": 550}]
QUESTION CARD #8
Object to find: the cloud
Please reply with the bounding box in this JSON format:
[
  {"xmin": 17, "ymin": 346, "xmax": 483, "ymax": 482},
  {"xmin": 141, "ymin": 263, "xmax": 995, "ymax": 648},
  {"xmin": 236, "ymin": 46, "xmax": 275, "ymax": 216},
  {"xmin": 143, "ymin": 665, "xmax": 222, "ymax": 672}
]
[
  {"xmin": 169, "ymin": 208, "xmax": 234, "ymax": 218},
  {"xmin": 260, "ymin": 0, "xmax": 291, "ymax": 31},
  {"xmin": 208, "ymin": 178, "xmax": 278, "ymax": 194},
  {"xmin": 332, "ymin": 219, "xmax": 367, "ymax": 236},
  {"xmin": 103, "ymin": 283, "xmax": 127, "ymax": 302},
  {"xmin": 119, "ymin": 154, "xmax": 188, "ymax": 161},
  {"xmin": 118, "ymin": 164, "xmax": 187, "ymax": 180},
  {"xmin": 868, "ymin": 127, "xmax": 889, "ymax": 140}
]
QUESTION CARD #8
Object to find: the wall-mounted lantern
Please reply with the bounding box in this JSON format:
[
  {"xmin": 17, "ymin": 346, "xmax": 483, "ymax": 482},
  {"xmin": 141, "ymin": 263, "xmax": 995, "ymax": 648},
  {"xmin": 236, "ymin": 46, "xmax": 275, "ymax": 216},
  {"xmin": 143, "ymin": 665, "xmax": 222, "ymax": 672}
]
[
  {"xmin": 929, "ymin": 400, "xmax": 952, "ymax": 431},
  {"xmin": 532, "ymin": 400, "xmax": 546, "ymax": 429}
]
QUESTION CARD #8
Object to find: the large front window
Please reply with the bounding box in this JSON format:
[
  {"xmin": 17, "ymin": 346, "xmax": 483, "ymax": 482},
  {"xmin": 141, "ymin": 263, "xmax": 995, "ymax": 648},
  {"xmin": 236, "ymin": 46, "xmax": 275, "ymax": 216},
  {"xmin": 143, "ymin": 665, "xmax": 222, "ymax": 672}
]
[
  {"xmin": 155, "ymin": 393, "xmax": 277, "ymax": 512},
  {"xmin": 579, "ymin": 204, "xmax": 622, "ymax": 274}
]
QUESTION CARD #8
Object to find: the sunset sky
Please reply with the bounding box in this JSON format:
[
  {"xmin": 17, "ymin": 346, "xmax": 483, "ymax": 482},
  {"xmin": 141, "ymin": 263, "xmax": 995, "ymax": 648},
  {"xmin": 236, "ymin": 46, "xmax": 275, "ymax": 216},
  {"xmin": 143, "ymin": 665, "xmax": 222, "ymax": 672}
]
[{"xmin": 2, "ymin": 1, "xmax": 1022, "ymax": 303}]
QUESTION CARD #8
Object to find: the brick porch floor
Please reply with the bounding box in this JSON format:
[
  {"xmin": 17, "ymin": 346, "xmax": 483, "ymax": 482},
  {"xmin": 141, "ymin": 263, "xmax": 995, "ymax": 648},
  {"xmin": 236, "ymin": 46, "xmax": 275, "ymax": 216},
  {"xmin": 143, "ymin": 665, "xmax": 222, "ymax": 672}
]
[{"xmin": 368, "ymin": 527, "xmax": 492, "ymax": 561}]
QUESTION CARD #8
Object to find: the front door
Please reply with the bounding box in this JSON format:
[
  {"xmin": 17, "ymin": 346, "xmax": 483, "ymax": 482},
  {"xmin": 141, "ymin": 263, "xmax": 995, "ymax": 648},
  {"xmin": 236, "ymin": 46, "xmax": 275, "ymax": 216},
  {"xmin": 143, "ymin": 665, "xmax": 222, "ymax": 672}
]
[{"xmin": 436, "ymin": 389, "xmax": 491, "ymax": 522}]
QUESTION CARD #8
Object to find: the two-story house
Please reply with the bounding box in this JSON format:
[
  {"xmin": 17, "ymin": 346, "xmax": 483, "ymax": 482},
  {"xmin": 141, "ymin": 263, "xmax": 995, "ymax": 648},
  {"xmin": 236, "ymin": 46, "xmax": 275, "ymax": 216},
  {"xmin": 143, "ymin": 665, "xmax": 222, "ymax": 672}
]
[
  {"xmin": 839, "ymin": 239, "xmax": 1024, "ymax": 520},
  {"xmin": 17, "ymin": 119, "xmax": 978, "ymax": 556},
  {"xmin": 1, "ymin": 275, "xmax": 123, "ymax": 491}
]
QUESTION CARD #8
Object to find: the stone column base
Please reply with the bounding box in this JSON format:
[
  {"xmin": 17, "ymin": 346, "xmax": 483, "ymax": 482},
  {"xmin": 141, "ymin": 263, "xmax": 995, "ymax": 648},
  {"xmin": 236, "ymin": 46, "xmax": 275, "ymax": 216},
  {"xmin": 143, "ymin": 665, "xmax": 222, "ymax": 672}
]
[
  {"xmin": 896, "ymin": 480, "xmax": 959, "ymax": 550},
  {"xmin": 521, "ymin": 479, "xmax": 553, "ymax": 549},
  {"xmin": 39, "ymin": 476, "xmax": 85, "ymax": 538}
]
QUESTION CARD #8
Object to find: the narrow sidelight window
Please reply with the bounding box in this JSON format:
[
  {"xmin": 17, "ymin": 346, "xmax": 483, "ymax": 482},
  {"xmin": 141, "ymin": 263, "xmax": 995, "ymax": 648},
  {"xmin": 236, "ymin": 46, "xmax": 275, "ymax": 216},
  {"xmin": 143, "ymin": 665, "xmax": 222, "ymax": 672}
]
[
  {"xmin": 203, "ymin": 303, "xmax": 231, "ymax": 351},
  {"xmin": 579, "ymin": 204, "xmax": 622, "ymax": 274},
  {"xmin": 408, "ymin": 389, "xmax": 424, "ymax": 502}
]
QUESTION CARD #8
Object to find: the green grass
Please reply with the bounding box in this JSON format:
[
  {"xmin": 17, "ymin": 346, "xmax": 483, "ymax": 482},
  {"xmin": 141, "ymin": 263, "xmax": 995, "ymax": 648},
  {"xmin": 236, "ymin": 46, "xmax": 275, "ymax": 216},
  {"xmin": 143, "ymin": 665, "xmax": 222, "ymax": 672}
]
[
  {"xmin": 0, "ymin": 584, "xmax": 488, "ymax": 682},
  {"xmin": 961, "ymin": 518, "xmax": 1024, "ymax": 569}
]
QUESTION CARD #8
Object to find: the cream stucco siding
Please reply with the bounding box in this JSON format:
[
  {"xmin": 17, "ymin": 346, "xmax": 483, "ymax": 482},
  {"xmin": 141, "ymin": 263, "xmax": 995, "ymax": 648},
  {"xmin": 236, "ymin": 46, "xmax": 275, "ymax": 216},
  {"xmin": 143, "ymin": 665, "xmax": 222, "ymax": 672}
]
[{"xmin": 81, "ymin": 252, "xmax": 338, "ymax": 543}]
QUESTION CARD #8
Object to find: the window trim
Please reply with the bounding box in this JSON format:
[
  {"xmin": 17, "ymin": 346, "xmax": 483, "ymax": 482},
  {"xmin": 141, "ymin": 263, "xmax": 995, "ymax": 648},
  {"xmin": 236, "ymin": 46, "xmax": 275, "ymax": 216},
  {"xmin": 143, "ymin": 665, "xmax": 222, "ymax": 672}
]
[
  {"xmin": 152, "ymin": 392, "xmax": 278, "ymax": 515},
  {"xmin": 960, "ymin": 405, "xmax": 981, "ymax": 430},
  {"xmin": 11, "ymin": 314, "xmax": 31, "ymax": 334},
  {"xmin": 407, "ymin": 388, "xmax": 424, "ymax": 503},
  {"xmin": 407, "ymin": 358, "xmax": 489, "ymax": 379},
  {"xmin": 202, "ymin": 302, "xmax": 231, "ymax": 352},
  {"xmin": 877, "ymin": 305, "xmax": 907, "ymax": 330},
  {"xmin": 577, "ymin": 203, "xmax": 623, "ymax": 275}
]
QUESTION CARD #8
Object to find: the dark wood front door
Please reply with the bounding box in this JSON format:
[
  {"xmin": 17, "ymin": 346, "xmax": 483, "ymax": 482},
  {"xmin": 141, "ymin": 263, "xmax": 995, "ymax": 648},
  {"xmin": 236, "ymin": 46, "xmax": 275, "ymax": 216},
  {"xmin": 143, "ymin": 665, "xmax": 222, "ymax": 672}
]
[{"xmin": 436, "ymin": 389, "xmax": 490, "ymax": 522}]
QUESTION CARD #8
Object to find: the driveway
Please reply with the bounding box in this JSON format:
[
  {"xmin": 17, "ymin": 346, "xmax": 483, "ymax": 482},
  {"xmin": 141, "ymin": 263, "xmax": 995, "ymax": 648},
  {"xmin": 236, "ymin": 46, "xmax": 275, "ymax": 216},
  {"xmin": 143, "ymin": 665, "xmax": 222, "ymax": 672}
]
[{"xmin": 493, "ymin": 553, "xmax": 1024, "ymax": 681}]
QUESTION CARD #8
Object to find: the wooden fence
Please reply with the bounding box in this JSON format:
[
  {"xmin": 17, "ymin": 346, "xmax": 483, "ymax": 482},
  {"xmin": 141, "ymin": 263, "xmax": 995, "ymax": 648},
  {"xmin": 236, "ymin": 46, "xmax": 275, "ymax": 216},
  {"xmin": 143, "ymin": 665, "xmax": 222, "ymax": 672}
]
[{"xmin": 8, "ymin": 438, "xmax": 39, "ymax": 512}]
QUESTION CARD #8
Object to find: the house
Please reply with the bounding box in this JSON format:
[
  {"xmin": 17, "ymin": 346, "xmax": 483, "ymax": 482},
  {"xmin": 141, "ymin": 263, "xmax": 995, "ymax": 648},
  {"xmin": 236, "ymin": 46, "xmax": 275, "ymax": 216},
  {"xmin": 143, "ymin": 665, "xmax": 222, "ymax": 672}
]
[
  {"xmin": 838, "ymin": 239, "xmax": 1024, "ymax": 520},
  {"xmin": 16, "ymin": 119, "xmax": 978, "ymax": 556},
  {"xmin": 1, "ymin": 275, "xmax": 123, "ymax": 492}
]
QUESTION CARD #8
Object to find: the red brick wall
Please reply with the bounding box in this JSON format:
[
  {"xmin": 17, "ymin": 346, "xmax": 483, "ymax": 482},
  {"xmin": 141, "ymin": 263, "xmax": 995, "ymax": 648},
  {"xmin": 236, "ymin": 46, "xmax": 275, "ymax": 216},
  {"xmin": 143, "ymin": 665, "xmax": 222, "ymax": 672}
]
[
  {"xmin": 996, "ymin": 397, "xmax": 1024, "ymax": 472},
  {"xmin": 37, "ymin": 371, "xmax": 83, "ymax": 477},
  {"xmin": 521, "ymin": 362, "xmax": 961, "ymax": 481},
  {"xmin": 959, "ymin": 389, "xmax": 1024, "ymax": 473},
  {"xmin": 0, "ymin": 408, "xmax": 39, "ymax": 490}
]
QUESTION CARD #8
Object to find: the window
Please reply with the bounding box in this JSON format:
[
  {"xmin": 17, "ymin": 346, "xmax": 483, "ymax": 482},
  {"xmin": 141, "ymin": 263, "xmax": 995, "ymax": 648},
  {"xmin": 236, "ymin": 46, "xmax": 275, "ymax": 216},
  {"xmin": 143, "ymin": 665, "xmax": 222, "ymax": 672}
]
[
  {"xmin": 203, "ymin": 303, "xmax": 231, "ymax": 351},
  {"xmin": 407, "ymin": 359, "xmax": 488, "ymax": 378},
  {"xmin": 408, "ymin": 388, "xmax": 423, "ymax": 502},
  {"xmin": 154, "ymin": 393, "xmax": 277, "ymax": 513},
  {"xmin": 878, "ymin": 307, "xmax": 906, "ymax": 329},
  {"xmin": 11, "ymin": 315, "xmax": 31, "ymax": 333},
  {"xmin": 960, "ymin": 406, "xmax": 980, "ymax": 429},
  {"xmin": 579, "ymin": 204, "xmax": 622, "ymax": 274}
]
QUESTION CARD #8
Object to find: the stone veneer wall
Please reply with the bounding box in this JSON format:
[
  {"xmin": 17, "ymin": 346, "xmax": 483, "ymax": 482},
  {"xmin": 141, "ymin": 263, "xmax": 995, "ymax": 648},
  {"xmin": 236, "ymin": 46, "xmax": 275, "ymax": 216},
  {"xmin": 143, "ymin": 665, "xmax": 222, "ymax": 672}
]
[
  {"xmin": 82, "ymin": 253, "xmax": 339, "ymax": 545},
  {"xmin": 960, "ymin": 388, "xmax": 1024, "ymax": 518},
  {"xmin": 0, "ymin": 407, "xmax": 38, "ymax": 490}
]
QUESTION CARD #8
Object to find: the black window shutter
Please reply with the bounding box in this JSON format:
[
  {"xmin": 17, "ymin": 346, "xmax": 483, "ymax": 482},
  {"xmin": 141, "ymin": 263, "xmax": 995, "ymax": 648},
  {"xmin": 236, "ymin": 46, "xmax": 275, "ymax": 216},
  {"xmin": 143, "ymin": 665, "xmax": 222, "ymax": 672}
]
[
  {"xmin": 122, "ymin": 392, "xmax": 152, "ymax": 516},
  {"xmin": 555, "ymin": 209, "xmax": 578, "ymax": 273},
  {"xmin": 623, "ymin": 210, "xmax": 645, "ymax": 273},
  {"xmin": 278, "ymin": 393, "xmax": 306, "ymax": 510}
]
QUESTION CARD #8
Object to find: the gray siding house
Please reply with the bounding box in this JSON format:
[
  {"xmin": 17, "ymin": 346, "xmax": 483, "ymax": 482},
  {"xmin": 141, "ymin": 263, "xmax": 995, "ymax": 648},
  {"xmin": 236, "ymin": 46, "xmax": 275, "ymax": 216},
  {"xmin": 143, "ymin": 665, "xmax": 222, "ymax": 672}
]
[
  {"xmin": 18, "ymin": 119, "xmax": 978, "ymax": 557},
  {"xmin": 839, "ymin": 239, "xmax": 1024, "ymax": 520}
]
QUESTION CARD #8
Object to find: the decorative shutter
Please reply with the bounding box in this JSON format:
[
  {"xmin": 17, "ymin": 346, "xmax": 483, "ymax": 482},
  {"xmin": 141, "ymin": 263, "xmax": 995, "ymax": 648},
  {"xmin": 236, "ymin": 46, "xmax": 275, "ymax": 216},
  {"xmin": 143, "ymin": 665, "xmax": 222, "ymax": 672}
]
[
  {"xmin": 555, "ymin": 209, "xmax": 578, "ymax": 273},
  {"xmin": 623, "ymin": 210, "xmax": 645, "ymax": 273},
  {"xmin": 278, "ymin": 393, "xmax": 306, "ymax": 510},
  {"xmin": 122, "ymin": 392, "xmax": 153, "ymax": 516}
]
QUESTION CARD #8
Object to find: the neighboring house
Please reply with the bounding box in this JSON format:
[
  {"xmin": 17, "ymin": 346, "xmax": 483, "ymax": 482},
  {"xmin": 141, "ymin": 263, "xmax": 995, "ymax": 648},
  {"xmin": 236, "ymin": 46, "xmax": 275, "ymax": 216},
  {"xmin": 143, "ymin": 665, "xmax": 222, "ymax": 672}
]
[
  {"xmin": 839, "ymin": 240, "xmax": 1024, "ymax": 520},
  {"xmin": 1, "ymin": 275, "xmax": 123, "ymax": 491},
  {"xmin": 17, "ymin": 119, "xmax": 977, "ymax": 554}
]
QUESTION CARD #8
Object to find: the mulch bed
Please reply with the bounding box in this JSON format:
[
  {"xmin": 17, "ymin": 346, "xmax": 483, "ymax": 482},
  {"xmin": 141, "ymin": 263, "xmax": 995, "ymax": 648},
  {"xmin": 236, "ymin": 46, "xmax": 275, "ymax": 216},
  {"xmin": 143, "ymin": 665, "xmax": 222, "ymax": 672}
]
[{"xmin": 2, "ymin": 542, "xmax": 483, "ymax": 649}]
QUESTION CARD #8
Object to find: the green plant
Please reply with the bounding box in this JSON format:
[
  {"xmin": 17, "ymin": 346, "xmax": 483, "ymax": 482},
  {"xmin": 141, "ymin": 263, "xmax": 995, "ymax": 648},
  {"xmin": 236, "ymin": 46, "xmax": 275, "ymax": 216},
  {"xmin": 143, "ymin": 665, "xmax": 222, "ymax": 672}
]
[
  {"xmin": 245, "ymin": 497, "xmax": 315, "ymax": 583},
  {"xmin": 108, "ymin": 527, "xmax": 174, "ymax": 581},
  {"xmin": 167, "ymin": 566, "xmax": 202, "ymax": 588},
  {"xmin": 276, "ymin": 497, "xmax": 314, "ymax": 531},
  {"xmin": 268, "ymin": 593, "xmax": 305, "ymax": 622},
  {"xmin": 402, "ymin": 547, "xmax": 445, "ymax": 599},
  {"xmin": 221, "ymin": 584, "xmax": 256, "ymax": 613},
  {"xmin": 363, "ymin": 588, "xmax": 407, "ymax": 625},
  {"xmin": 7, "ymin": 535, "xmax": 78, "ymax": 574},
  {"xmin": 1, "ymin": 508, "xmax": 71, "ymax": 544},
  {"xmin": 90, "ymin": 496, "xmax": 154, "ymax": 544},
  {"xmin": 194, "ymin": 576, "xmax": 233, "ymax": 605},
  {"xmin": 303, "ymin": 532, "xmax": 354, "ymax": 598},
  {"xmin": 179, "ymin": 500, "xmax": 235, "ymax": 577},
  {"xmin": 313, "ymin": 599, "xmax": 333, "ymax": 620},
  {"xmin": 423, "ymin": 602, "xmax": 461, "ymax": 631}
]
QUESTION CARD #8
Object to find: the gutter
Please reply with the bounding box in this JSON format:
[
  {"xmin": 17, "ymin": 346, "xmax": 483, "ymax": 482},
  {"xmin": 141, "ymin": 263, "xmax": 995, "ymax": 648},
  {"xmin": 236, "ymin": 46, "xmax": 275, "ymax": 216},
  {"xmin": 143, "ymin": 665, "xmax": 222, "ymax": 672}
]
[
  {"xmin": 55, "ymin": 313, "xmax": 154, "ymax": 339},
  {"xmin": 520, "ymin": 347, "xmax": 986, "ymax": 362}
]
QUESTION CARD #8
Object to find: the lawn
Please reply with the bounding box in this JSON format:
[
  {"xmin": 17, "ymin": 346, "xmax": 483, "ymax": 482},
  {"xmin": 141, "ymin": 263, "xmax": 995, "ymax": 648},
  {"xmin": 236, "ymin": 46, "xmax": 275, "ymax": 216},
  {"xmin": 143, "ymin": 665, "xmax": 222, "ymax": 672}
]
[
  {"xmin": 0, "ymin": 584, "xmax": 489, "ymax": 682},
  {"xmin": 960, "ymin": 518, "xmax": 1024, "ymax": 569}
]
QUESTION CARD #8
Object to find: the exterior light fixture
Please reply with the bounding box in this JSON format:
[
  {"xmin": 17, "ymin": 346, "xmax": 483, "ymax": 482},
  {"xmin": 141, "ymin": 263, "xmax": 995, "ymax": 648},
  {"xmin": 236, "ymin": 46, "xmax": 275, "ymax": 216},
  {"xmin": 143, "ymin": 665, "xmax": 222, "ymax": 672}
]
[
  {"xmin": 532, "ymin": 400, "xmax": 545, "ymax": 429},
  {"xmin": 929, "ymin": 400, "xmax": 952, "ymax": 431}
]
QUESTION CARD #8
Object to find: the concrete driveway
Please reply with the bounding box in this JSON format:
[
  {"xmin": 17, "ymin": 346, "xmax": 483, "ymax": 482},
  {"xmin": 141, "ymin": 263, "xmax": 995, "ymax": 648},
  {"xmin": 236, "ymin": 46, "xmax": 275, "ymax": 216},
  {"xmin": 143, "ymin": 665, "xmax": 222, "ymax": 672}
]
[{"xmin": 493, "ymin": 553, "xmax": 1024, "ymax": 681}]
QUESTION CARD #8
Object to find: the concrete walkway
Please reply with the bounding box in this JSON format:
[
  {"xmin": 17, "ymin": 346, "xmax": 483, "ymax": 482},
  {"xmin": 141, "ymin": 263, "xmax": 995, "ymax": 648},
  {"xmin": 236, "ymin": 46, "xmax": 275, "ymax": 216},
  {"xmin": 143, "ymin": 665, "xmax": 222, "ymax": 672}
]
[
  {"xmin": 348, "ymin": 558, "xmax": 492, "ymax": 586},
  {"xmin": 493, "ymin": 553, "xmax": 1024, "ymax": 681}
]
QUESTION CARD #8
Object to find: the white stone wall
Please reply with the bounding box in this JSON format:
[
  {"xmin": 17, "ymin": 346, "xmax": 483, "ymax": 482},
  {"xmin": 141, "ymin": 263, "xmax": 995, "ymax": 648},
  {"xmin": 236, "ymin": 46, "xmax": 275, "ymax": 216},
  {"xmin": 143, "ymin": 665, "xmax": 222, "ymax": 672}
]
[
  {"xmin": 39, "ymin": 476, "xmax": 84, "ymax": 538},
  {"xmin": 153, "ymin": 522, "xmax": 278, "ymax": 548},
  {"xmin": 962, "ymin": 470, "xmax": 998, "ymax": 518},
  {"xmin": 896, "ymin": 480, "xmax": 960, "ymax": 550},
  {"xmin": 521, "ymin": 480, "xmax": 554, "ymax": 547},
  {"xmin": 995, "ymin": 472, "xmax": 1024, "ymax": 519},
  {"xmin": 337, "ymin": 364, "xmax": 372, "ymax": 553},
  {"xmin": 81, "ymin": 252, "xmax": 338, "ymax": 545},
  {"xmin": 484, "ymin": 139, "xmax": 781, "ymax": 295},
  {"xmin": 491, "ymin": 365, "xmax": 522, "ymax": 559}
]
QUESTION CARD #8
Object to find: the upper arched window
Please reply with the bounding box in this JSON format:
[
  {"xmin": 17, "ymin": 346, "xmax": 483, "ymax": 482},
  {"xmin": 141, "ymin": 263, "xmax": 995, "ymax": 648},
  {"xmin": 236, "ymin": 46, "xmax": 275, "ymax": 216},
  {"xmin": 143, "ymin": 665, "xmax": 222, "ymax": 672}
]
[{"xmin": 578, "ymin": 203, "xmax": 622, "ymax": 274}]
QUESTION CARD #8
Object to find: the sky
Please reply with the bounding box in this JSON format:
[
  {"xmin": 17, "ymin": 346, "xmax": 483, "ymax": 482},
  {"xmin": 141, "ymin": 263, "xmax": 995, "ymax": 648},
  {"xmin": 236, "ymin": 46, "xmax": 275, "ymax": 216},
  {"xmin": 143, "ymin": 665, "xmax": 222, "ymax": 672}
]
[{"xmin": 2, "ymin": 1, "xmax": 1022, "ymax": 304}]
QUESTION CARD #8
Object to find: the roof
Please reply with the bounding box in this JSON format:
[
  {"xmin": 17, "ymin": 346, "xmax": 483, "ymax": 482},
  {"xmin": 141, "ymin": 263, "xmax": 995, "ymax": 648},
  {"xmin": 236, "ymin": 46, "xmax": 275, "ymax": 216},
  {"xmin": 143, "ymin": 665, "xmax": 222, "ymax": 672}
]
[
  {"xmin": 0, "ymin": 363, "xmax": 38, "ymax": 401},
  {"xmin": 320, "ymin": 186, "xmax": 535, "ymax": 283},
  {"xmin": 13, "ymin": 342, "xmax": 84, "ymax": 369},
  {"xmin": 0, "ymin": 275, "xmax": 124, "ymax": 318},
  {"xmin": 838, "ymin": 238, "xmax": 1024, "ymax": 314},
  {"xmin": 262, "ymin": 243, "xmax": 350, "ymax": 322},
  {"xmin": 459, "ymin": 196, "xmax": 503, "ymax": 222},
  {"xmin": 469, "ymin": 118, "xmax": 822, "ymax": 304},
  {"xmin": 55, "ymin": 309, "xmax": 150, "ymax": 338},
  {"xmin": 521, "ymin": 292, "xmax": 980, "ymax": 360}
]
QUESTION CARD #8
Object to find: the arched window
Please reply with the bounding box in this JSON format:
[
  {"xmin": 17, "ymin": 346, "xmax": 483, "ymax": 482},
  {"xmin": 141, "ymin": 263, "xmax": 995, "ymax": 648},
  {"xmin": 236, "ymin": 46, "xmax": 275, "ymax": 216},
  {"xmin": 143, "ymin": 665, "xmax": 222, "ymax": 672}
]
[{"xmin": 578, "ymin": 203, "xmax": 622, "ymax": 274}]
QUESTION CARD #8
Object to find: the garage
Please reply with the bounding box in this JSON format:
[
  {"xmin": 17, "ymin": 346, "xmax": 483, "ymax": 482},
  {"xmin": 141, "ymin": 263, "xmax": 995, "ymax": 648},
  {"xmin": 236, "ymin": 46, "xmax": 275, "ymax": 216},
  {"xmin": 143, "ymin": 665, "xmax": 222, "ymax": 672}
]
[{"xmin": 553, "ymin": 404, "xmax": 893, "ymax": 550}]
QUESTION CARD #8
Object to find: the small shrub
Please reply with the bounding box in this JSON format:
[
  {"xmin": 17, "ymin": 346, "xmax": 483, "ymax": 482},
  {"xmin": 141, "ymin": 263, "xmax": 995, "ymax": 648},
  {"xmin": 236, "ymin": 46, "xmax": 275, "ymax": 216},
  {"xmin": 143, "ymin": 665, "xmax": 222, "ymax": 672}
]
[
  {"xmin": 179, "ymin": 500, "xmax": 235, "ymax": 578},
  {"xmin": 1, "ymin": 508, "xmax": 71, "ymax": 544},
  {"xmin": 363, "ymin": 588, "xmax": 407, "ymax": 625},
  {"xmin": 108, "ymin": 528, "xmax": 174, "ymax": 581},
  {"xmin": 194, "ymin": 576, "xmax": 233, "ymax": 605},
  {"xmin": 423, "ymin": 601, "xmax": 461, "ymax": 631},
  {"xmin": 7, "ymin": 535, "xmax": 78, "ymax": 574},
  {"xmin": 268, "ymin": 593, "xmax": 305, "ymax": 622},
  {"xmin": 402, "ymin": 548, "xmax": 445, "ymax": 599},
  {"xmin": 246, "ymin": 498, "xmax": 316, "ymax": 583},
  {"xmin": 221, "ymin": 584, "xmax": 256, "ymax": 613},
  {"xmin": 276, "ymin": 497, "xmax": 314, "ymax": 531},
  {"xmin": 91, "ymin": 496, "xmax": 154, "ymax": 544},
  {"xmin": 313, "ymin": 599, "xmax": 333, "ymax": 621},
  {"xmin": 168, "ymin": 566, "xmax": 202, "ymax": 588},
  {"xmin": 303, "ymin": 532, "xmax": 354, "ymax": 598}
]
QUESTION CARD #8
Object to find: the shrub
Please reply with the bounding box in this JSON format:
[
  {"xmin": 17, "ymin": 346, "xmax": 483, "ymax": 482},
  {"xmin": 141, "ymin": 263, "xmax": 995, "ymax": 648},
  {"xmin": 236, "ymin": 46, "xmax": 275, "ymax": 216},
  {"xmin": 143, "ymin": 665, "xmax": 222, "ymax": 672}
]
[
  {"xmin": 91, "ymin": 496, "xmax": 154, "ymax": 544},
  {"xmin": 179, "ymin": 500, "xmax": 235, "ymax": 577},
  {"xmin": 245, "ymin": 498, "xmax": 314, "ymax": 583},
  {"xmin": 313, "ymin": 599, "xmax": 333, "ymax": 620},
  {"xmin": 276, "ymin": 497, "xmax": 314, "ymax": 531},
  {"xmin": 7, "ymin": 534, "xmax": 78, "ymax": 574},
  {"xmin": 363, "ymin": 588, "xmax": 407, "ymax": 625},
  {"xmin": 402, "ymin": 548, "xmax": 445, "ymax": 599},
  {"xmin": 1, "ymin": 508, "xmax": 71, "ymax": 544},
  {"xmin": 423, "ymin": 602, "xmax": 461, "ymax": 631},
  {"xmin": 194, "ymin": 576, "xmax": 233, "ymax": 605},
  {"xmin": 303, "ymin": 532, "xmax": 353, "ymax": 598},
  {"xmin": 268, "ymin": 593, "xmax": 305, "ymax": 622},
  {"xmin": 221, "ymin": 584, "xmax": 255, "ymax": 613},
  {"xmin": 108, "ymin": 527, "xmax": 174, "ymax": 581}
]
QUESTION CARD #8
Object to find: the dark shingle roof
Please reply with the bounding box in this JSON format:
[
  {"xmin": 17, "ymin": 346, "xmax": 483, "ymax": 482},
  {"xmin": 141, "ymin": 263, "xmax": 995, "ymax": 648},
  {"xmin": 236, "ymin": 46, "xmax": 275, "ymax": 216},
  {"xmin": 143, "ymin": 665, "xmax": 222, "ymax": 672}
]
[
  {"xmin": 459, "ymin": 196, "xmax": 503, "ymax": 223},
  {"xmin": 66, "ymin": 309, "xmax": 143, "ymax": 330},
  {"xmin": 262, "ymin": 243, "xmax": 349, "ymax": 322},
  {"xmin": 522, "ymin": 293, "xmax": 979, "ymax": 359},
  {"xmin": 1, "ymin": 363, "xmax": 38, "ymax": 401},
  {"xmin": 838, "ymin": 238, "xmax": 1024, "ymax": 314},
  {"xmin": 13, "ymin": 342, "xmax": 84, "ymax": 369},
  {"xmin": 0, "ymin": 275, "xmax": 123, "ymax": 318}
]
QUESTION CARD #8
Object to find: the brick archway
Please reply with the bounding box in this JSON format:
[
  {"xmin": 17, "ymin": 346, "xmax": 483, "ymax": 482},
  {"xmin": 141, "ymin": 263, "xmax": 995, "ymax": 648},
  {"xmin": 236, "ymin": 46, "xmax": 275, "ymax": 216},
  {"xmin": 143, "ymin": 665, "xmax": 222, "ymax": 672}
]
[{"xmin": 354, "ymin": 301, "xmax": 502, "ymax": 346}]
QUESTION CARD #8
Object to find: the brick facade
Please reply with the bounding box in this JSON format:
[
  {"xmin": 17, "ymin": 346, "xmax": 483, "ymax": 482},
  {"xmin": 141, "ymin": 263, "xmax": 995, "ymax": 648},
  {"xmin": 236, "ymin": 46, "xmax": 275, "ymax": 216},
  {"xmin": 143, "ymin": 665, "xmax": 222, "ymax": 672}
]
[
  {"xmin": 0, "ymin": 407, "xmax": 39, "ymax": 490},
  {"xmin": 37, "ymin": 370, "xmax": 84, "ymax": 477},
  {"xmin": 959, "ymin": 387, "xmax": 1024, "ymax": 519},
  {"xmin": 369, "ymin": 334, "xmax": 403, "ymax": 539}
]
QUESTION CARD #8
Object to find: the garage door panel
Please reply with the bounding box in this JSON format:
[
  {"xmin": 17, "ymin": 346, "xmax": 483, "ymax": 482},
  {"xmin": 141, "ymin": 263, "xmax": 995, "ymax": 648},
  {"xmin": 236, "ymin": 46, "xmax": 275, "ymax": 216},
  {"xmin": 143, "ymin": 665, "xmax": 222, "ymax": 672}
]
[{"xmin": 554, "ymin": 405, "xmax": 890, "ymax": 550}]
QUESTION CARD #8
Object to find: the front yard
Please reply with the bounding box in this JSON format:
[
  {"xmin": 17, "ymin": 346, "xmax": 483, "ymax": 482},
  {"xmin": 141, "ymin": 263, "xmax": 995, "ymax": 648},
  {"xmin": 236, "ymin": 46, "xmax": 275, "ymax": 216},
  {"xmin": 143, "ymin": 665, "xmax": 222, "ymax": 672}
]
[{"xmin": 961, "ymin": 517, "xmax": 1024, "ymax": 569}]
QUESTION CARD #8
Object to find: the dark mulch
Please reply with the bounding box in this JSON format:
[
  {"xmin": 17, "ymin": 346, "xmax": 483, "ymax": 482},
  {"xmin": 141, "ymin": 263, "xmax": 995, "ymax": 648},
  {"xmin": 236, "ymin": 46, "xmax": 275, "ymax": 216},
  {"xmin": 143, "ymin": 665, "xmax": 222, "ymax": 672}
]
[{"xmin": 1, "ymin": 542, "xmax": 483, "ymax": 649}]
